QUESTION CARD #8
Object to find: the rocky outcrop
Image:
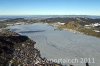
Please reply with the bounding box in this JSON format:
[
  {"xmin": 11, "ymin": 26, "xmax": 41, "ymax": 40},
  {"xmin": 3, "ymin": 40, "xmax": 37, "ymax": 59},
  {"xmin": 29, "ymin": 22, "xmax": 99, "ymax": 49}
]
[{"xmin": 0, "ymin": 30, "xmax": 62, "ymax": 66}]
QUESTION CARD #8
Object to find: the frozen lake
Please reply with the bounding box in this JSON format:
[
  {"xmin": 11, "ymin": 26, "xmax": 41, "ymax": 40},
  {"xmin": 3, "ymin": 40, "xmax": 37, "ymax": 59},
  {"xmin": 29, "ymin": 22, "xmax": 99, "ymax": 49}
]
[{"xmin": 8, "ymin": 23, "xmax": 100, "ymax": 66}]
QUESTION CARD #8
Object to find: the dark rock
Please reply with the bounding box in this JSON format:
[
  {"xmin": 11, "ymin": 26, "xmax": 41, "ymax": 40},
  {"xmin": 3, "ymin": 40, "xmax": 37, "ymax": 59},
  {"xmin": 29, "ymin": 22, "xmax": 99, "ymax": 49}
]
[{"xmin": 0, "ymin": 30, "xmax": 62, "ymax": 66}]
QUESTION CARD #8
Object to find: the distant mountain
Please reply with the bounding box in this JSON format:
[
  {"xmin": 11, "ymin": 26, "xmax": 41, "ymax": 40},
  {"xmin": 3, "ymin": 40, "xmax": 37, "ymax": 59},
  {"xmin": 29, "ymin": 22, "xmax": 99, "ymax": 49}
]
[
  {"xmin": 41, "ymin": 17, "xmax": 100, "ymax": 24},
  {"xmin": 0, "ymin": 15, "xmax": 100, "ymax": 19}
]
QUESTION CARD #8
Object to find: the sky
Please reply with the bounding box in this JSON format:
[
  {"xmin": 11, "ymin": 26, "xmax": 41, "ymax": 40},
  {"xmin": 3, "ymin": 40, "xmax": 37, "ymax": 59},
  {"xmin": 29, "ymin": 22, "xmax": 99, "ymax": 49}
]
[{"xmin": 0, "ymin": 0, "xmax": 100, "ymax": 15}]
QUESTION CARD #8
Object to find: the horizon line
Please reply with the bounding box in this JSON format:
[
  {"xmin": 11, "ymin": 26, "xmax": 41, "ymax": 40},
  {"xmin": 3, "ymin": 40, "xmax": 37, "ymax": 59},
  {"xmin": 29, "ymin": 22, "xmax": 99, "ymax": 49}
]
[{"xmin": 0, "ymin": 15, "xmax": 100, "ymax": 16}]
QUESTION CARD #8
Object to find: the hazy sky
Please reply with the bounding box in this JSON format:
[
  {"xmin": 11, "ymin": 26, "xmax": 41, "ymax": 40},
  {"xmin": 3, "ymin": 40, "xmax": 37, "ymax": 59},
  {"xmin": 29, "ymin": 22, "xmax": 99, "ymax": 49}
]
[{"xmin": 0, "ymin": 0, "xmax": 100, "ymax": 15}]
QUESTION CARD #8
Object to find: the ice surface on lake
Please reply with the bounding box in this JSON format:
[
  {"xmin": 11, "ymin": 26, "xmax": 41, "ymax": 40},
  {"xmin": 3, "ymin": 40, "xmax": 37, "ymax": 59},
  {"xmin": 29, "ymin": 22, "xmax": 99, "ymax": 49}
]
[{"xmin": 8, "ymin": 23, "xmax": 100, "ymax": 66}]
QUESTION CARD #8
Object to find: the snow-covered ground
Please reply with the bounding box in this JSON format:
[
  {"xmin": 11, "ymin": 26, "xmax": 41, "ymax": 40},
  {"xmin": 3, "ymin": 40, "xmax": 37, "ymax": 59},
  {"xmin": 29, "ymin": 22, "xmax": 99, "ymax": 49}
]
[{"xmin": 8, "ymin": 23, "xmax": 100, "ymax": 66}]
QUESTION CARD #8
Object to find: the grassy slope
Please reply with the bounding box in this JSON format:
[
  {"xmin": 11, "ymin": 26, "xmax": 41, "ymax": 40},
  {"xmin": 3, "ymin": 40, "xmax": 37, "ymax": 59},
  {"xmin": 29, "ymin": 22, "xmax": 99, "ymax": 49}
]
[{"xmin": 58, "ymin": 22, "xmax": 100, "ymax": 38}]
